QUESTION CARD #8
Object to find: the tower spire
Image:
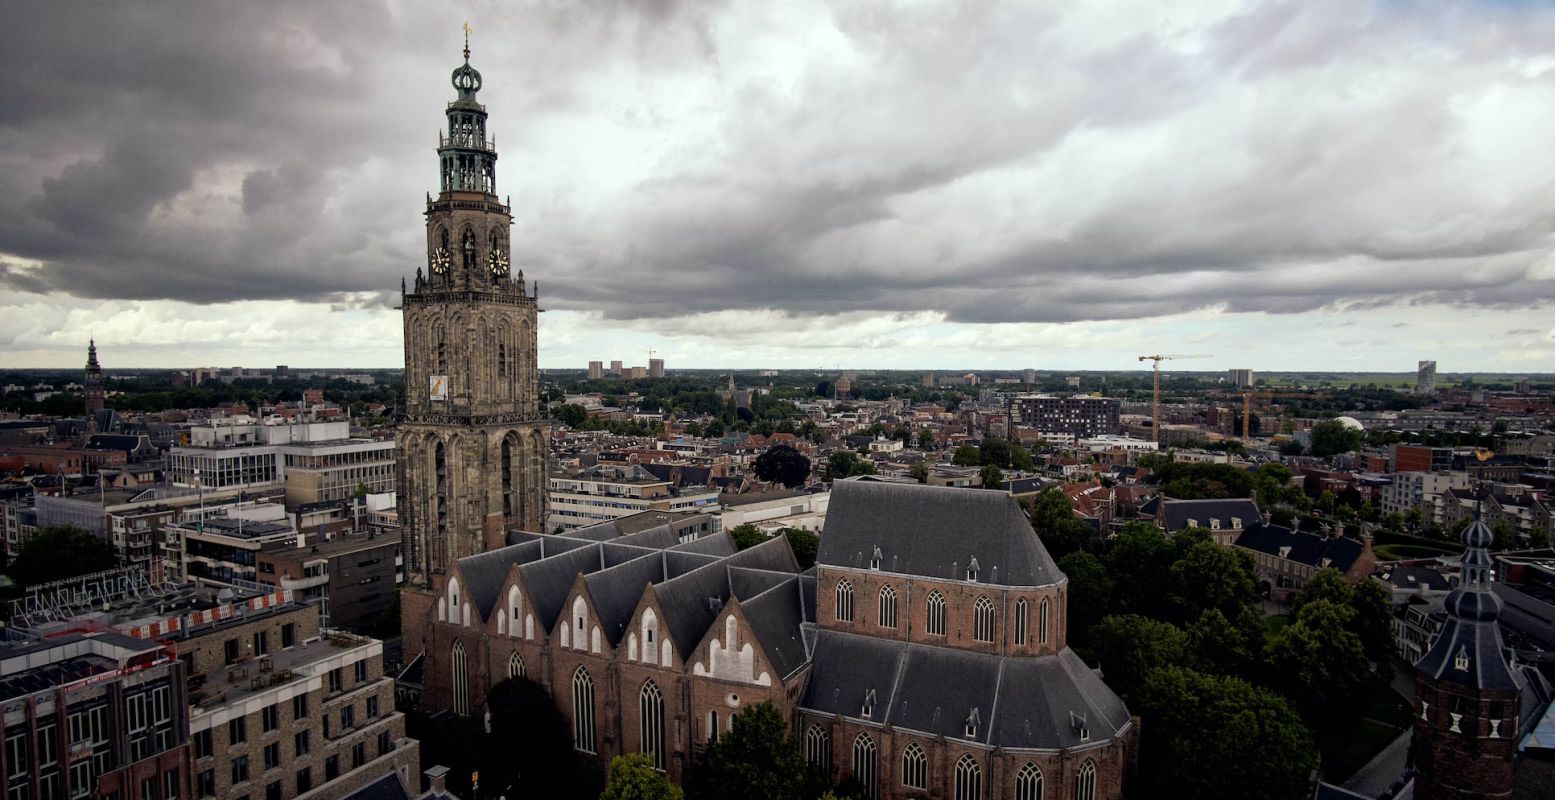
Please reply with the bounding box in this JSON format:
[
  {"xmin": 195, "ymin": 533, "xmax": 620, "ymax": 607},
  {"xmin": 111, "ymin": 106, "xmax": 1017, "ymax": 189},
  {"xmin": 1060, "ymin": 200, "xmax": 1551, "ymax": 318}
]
[{"xmin": 462, "ymin": 21, "xmax": 471, "ymax": 62}]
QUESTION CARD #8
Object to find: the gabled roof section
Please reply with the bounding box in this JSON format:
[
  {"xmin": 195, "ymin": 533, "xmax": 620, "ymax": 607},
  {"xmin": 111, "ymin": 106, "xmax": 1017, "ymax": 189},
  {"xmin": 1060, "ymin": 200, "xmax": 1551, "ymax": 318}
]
[
  {"xmin": 519, "ymin": 543, "xmax": 606, "ymax": 632},
  {"xmin": 740, "ymin": 577, "xmax": 813, "ymax": 681},
  {"xmin": 1232, "ymin": 523, "xmax": 1364, "ymax": 572},
  {"xmin": 820, "ymin": 481, "xmax": 1061, "ymax": 587},
  {"xmin": 671, "ymin": 530, "xmax": 737, "ymax": 557},
  {"xmin": 1158, "ymin": 497, "xmax": 1261, "ymax": 531},
  {"xmin": 453, "ymin": 542, "xmax": 543, "ymax": 620},
  {"xmin": 585, "ymin": 552, "xmax": 668, "ymax": 646},
  {"xmin": 654, "ymin": 536, "xmax": 801, "ymax": 660}
]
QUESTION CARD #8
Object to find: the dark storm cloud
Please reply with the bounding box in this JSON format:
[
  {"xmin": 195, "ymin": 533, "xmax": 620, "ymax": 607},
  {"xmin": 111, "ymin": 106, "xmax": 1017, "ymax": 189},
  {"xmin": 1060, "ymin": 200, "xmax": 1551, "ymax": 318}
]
[{"xmin": 4, "ymin": 0, "xmax": 1555, "ymax": 326}]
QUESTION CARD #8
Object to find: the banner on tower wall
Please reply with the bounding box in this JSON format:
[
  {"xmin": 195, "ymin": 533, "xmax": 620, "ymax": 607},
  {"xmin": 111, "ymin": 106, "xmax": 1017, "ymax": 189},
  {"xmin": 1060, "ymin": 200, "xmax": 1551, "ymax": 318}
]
[{"xmin": 430, "ymin": 375, "xmax": 449, "ymax": 401}]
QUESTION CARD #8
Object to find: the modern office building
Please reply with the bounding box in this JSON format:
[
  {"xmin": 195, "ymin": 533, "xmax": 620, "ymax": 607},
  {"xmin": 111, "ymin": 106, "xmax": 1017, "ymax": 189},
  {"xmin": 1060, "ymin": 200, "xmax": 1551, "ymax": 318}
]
[{"xmin": 1008, "ymin": 395, "xmax": 1122, "ymax": 439}]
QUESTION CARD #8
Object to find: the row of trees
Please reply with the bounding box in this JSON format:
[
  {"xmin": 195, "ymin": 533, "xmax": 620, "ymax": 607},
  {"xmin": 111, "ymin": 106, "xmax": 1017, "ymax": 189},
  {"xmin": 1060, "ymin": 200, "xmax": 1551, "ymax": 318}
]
[{"xmin": 1027, "ymin": 504, "xmax": 1395, "ymax": 799}]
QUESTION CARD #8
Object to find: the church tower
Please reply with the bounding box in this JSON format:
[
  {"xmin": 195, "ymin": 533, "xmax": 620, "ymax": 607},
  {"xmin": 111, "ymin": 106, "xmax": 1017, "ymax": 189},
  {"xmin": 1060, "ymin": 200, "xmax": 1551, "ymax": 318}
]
[
  {"xmin": 1409, "ymin": 513, "xmax": 1524, "ymax": 799},
  {"xmin": 83, "ymin": 339, "xmax": 105, "ymax": 418},
  {"xmin": 397, "ymin": 35, "xmax": 546, "ymax": 620}
]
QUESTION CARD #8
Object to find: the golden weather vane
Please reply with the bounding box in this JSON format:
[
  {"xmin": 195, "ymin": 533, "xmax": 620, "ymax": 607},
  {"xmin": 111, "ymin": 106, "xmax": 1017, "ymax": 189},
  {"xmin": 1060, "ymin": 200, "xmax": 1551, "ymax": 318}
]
[{"xmin": 463, "ymin": 21, "xmax": 472, "ymax": 60}]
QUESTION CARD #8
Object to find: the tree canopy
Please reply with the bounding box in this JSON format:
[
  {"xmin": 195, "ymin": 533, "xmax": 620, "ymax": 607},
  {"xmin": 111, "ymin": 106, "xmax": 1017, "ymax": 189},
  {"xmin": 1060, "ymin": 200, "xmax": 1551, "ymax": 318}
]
[
  {"xmin": 685, "ymin": 701, "xmax": 823, "ymax": 800},
  {"xmin": 9, "ymin": 526, "xmax": 117, "ymax": 587},
  {"xmin": 1309, "ymin": 419, "xmax": 1364, "ymax": 457},
  {"xmin": 754, "ymin": 444, "xmax": 813, "ymax": 488},
  {"xmin": 602, "ymin": 754, "xmax": 684, "ymax": 800}
]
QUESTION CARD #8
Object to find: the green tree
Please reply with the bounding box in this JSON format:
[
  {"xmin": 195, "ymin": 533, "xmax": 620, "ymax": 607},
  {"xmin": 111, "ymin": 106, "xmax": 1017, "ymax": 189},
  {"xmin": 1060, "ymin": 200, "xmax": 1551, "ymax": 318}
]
[
  {"xmin": 601, "ymin": 754, "xmax": 684, "ymax": 800},
  {"xmin": 1088, "ymin": 614, "xmax": 1188, "ymax": 699},
  {"xmin": 978, "ymin": 464, "xmax": 1004, "ymax": 491},
  {"xmin": 685, "ymin": 702, "xmax": 821, "ymax": 800},
  {"xmin": 916, "ymin": 429, "xmax": 936, "ymax": 450},
  {"xmin": 1026, "ymin": 487, "xmax": 1094, "ymax": 560},
  {"xmin": 1309, "ymin": 419, "xmax": 1363, "ymax": 457},
  {"xmin": 1265, "ymin": 600, "xmax": 1373, "ymax": 729},
  {"xmin": 779, "ymin": 528, "xmax": 820, "ymax": 570},
  {"xmin": 847, "ymin": 460, "xmax": 877, "ymax": 477},
  {"xmin": 480, "ymin": 677, "xmax": 599, "ymax": 799},
  {"xmin": 1134, "ymin": 667, "xmax": 1318, "ymax": 800},
  {"xmin": 908, "ymin": 461, "xmax": 929, "ymax": 484},
  {"xmin": 1185, "ymin": 607, "xmax": 1261, "ymax": 677},
  {"xmin": 552, "ymin": 403, "xmax": 588, "ymax": 427},
  {"xmin": 1107, "ymin": 523, "xmax": 1174, "ymax": 617},
  {"xmin": 729, "ymin": 524, "xmax": 769, "ymax": 551},
  {"xmin": 9, "ymin": 526, "xmax": 117, "ymax": 587},
  {"xmin": 826, "ymin": 451, "xmax": 860, "ymax": 480},
  {"xmin": 753, "ymin": 445, "xmax": 812, "ymax": 488},
  {"xmin": 951, "ymin": 445, "xmax": 981, "ymax": 467},
  {"xmin": 1056, "ymin": 551, "xmax": 1113, "ymax": 649},
  {"xmin": 1167, "ymin": 540, "xmax": 1258, "ymax": 622}
]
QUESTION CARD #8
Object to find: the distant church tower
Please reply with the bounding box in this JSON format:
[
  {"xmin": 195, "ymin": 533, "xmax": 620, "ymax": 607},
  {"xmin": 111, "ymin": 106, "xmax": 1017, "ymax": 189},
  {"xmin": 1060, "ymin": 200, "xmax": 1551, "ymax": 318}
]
[
  {"xmin": 1409, "ymin": 513, "xmax": 1523, "ymax": 799},
  {"xmin": 83, "ymin": 339, "xmax": 105, "ymax": 417},
  {"xmin": 398, "ymin": 35, "xmax": 546, "ymax": 647}
]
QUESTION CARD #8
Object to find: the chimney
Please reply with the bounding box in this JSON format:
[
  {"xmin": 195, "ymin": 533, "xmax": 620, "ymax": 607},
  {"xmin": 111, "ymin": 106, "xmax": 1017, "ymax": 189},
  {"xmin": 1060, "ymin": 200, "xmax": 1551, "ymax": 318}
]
[{"xmin": 424, "ymin": 765, "xmax": 450, "ymax": 797}]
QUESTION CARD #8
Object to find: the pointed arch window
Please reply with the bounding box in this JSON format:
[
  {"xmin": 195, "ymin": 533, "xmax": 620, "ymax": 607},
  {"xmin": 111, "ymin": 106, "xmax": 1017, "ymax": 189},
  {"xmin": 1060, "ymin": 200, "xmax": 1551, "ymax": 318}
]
[
  {"xmin": 901, "ymin": 742, "xmax": 927, "ymax": 790},
  {"xmin": 507, "ymin": 652, "xmax": 524, "ymax": 679},
  {"xmin": 1015, "ymin": 598, "xmax": 1028, "ymax": 646},
  {"xmin": 877, "ymin": 585, "xmax": 898, "ymax": 629},
  {"xmin": 572, "ymin": 667, "xmax": 595, "ymax": 753},
  {"xmin": 640, "ymin": 680, "xmax": 665, "ymax": 770},
  {"xmin": 973, "ymin": 595, "xmax": 995, "ymax": 643},
  {"xmin": 1039, "ymin": 597, "xmax": 1050, "ymax": 644},
  {"xmin": 835, "ymin": 579, "xmax": 854, "ymax": 622},
  {"xmin": 1015, "ymin": 763, "xmax": 1044, "ymax": 800},
  {"xmin": 805, "ymin": 723, "xmax": 831, "ymax": 772},
  {"xmin": 1074, "ymin": 759, "xmax": 1096, "ymax": 800},
  {"xmin": 954, "ymin": 754, "xmax": 981, "ymax": 800},
  {"xmin": 926, "ymin": 590, "xmax": 945, "ymax": 636},
  {"xmin": 450, "ymin": 640, "xmax": 469, "ymax": 716},
  {"xmin": 851, "ymin": 733, "xmax": 877, "ymax": 800}
]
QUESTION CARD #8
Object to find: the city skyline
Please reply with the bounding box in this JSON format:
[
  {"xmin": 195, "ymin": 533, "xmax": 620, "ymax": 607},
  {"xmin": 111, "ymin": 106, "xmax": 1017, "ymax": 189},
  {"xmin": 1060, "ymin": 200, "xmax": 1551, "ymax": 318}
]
[{"xmin": 5, "ymin": 1, "xmax": 1555, "ymax": 371}]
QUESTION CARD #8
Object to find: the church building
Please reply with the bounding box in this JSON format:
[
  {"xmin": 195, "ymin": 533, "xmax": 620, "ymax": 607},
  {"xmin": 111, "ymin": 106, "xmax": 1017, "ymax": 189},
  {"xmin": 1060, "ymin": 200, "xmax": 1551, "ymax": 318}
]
[{"xmin": 400, "ymin": 40, "xmax": 1136, "ymax": 800}]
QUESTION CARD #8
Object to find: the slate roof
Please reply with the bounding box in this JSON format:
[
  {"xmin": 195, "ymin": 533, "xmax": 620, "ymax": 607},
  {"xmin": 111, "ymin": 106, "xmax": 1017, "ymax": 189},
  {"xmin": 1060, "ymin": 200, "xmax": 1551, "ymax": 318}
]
[
  {"xmin": 740, "ymin": 577, "xmax": 814, "ymax": 681},
  {"xmin": 340, "ymin": 773, "xmax": 411, "ymax": 800},
  {"xmin": 820, "ymin": 481, "xmax": 1062, "ymax": 587},
  {"xmin": 1232, "ymin": 523, "xmax": 1365, "ymax": 572},
  {"xmin": 799, "ymin": 629, "xmax": 1131, "ymax": 749},
  {"xmin": 1158, "ymin": 497, "xmax": 1261, "ymax": 532},
  {"xmin": 653, "ymin": 536, "xmax": 799, "ymax": 659}
]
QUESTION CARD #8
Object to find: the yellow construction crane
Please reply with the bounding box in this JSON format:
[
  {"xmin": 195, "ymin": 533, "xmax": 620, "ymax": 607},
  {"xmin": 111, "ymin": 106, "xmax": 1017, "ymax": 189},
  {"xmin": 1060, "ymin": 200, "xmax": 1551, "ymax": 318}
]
[
  {"xmin": 1239, "ymin": 391, "xmax": 1321, "ymax": 440},
  {"xmin": 1137, "ymin": 354, "xmax": 1213, "ymax": 442}
]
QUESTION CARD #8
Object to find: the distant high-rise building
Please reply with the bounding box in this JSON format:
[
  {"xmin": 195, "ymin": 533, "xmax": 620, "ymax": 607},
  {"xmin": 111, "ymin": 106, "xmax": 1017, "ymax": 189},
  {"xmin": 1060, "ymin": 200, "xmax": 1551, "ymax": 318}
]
[
  {"xmin": 834, "ymin": 375, "xmax": 853, "ymax": 397},
  {"xmin": 1023, "ymin": 368, "xmax": 1036, "ymax": 384},
  {"xmin": 1227, "ymin": 368, "xmax": 1254, "ymax": 388},
  {"xmin": 649, "ymin": 358, "xmax": 665, "ymax": 378},
  {"xmin": 1417, "ymin": 360, "xmax": 1437, "ymax": 395},
  {"xmin": 275, "ymin": 364, "xmax": 290, "ymax": 377},
  {"xmin": 625, "ymin": 366, "xmax": 648, "ymax": 379},
  {"xmin": 588, "ymin": 360, "xmax": 603, "ymax": 379},
  {"xmin": 83, "ymin": 339, "xmax": 105, "ymax": 417},
  {"xmin": 1009, "ymin": 395, "xmax": 1121, "ymax": 438},
  {"xmin": 610, "ymin": 359, "xmax": 623, "ymax": 376},
  {"xmin": 963, "ymin": 372, "xmax": 980, "ymax": 386},
  {"xmin": 921, "ymin": 372, "xmax": 935, "ymax": 387}
]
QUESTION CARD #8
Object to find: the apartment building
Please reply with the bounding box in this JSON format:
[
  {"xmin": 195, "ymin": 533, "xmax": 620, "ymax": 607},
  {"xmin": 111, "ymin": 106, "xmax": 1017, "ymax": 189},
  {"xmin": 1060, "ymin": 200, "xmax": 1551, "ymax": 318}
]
[
  {"xmin": 1379, "ymin": 470, "xmax": 1468, "ymax": 522},
  {"xmin": 546, "ymin": 467, "xmax": 720, "ymax": 532},
  {"xmin": 167, "ymin": 422, "xmax": 394, "ymax": 506},
  {"xmin": 1007, "ymin": 395, "xmax": 1121, "ymax": 438},
  {"xmin": 0, "ymin": 633, "xmax": 189, "ymax": 800},
  {"xmin": 255, "ymin": 534, "xmax": 400, "ymax": 632}
]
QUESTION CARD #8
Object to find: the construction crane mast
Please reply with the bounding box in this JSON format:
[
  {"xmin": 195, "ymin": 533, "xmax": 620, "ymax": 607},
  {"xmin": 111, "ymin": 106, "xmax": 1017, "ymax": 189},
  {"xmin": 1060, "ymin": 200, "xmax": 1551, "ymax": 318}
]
[{"xmin": 1137, "ymin": 354, "xmax": 1213, "ymax": 442}]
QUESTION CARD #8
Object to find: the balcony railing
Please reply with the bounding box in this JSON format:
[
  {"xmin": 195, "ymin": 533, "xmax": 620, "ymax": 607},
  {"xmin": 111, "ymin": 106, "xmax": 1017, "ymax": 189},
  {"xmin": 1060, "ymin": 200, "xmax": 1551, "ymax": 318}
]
[{"xmin": 438, "ymin": 133, "xmax": 496, "ymax": 153}]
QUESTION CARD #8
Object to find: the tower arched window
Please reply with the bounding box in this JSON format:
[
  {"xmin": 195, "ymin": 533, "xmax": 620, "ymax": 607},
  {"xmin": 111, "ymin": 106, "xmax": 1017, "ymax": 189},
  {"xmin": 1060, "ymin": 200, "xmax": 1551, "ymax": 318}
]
[
  {"xmin": 640, "ymin": 680, "xmax": 665, "ymax": 770},
  {"xmin": 1074, "ymin": 759, "xmax": 1096, "ymax": 800},
  {"xmin": 878, "ymin": 585, "xmax": 898, "ymax": 629},
  {"xmin": 954, "ymin": 754, "xmax": 981, "ymax": 800},
  {"xmin": 1039, "ymin": 597, "xmax": 1050, "ymax": 644},
  {"xmin": 572, "ymin": 667, "xmax": 596, "ymax": 753},
  {"xmin": 450, "ymin": 640, "xmax": 468, "ymax": 716},
  {"xmin": 973, "ymin": 596, "xmax": 995, "ymax": 643},
  {"xmin": 461, "ymin": 227, "xmax": 477, "ymax": 270},
  {"xmin": 1015, "ymin": 598, "xmax": 1028, "ymax": 646},
  {"xmin": 501, "ymin": 437, "xmax": 513, "ymax": 517},
  {"xmin": 835, "ymin": 579, "xmax": 854, "ymax": 622},
  {"xmin": 851, "ymin": 733, "xmax": 877, "ymax": 800},
  {"xmin": 805, "ymin": 723, "xmax": 830, "ymax": 772},
  {"xmin": 1015, "ymin": 763, "xmax": 1044, "ymax": 800},
  {"xmin": 901, "ymin": 742, "xmax": 926, "ymax": 790},
  {"xmin": 925, "ymin": 590, "xmax": 945, "ymax": 636},
  {"xmin": 508, "ymin": 652, "xmax": 524, "ymax": 679}
]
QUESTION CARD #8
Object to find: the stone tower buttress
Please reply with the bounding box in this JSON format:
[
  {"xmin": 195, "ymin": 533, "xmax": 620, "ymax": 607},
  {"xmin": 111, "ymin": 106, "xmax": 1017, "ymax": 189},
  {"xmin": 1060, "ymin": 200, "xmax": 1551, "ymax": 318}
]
[{"xmin": 397, "ymin": 39, "xmax": 547, "ymax": 597}]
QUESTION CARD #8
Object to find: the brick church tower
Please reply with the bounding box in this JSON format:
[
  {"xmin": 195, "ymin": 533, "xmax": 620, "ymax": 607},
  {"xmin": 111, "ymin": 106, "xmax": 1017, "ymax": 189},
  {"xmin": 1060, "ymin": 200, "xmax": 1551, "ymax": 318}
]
[
  {"xmin": 398, "ymin": 34, "xmax": 546, "ymax": 656},
  {"xmin": 83, "ymin": 339, "xmax": 105, "ymax": 417},
  {"xmin": 1409, "ymin": 514, "xmax": 1524, "ymax": 799}
]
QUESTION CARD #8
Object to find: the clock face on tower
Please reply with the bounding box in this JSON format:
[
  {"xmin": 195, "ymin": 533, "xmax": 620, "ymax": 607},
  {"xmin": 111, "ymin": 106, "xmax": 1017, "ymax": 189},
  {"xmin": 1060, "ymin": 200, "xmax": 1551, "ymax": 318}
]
[
  {"xmin": 488, "ymin": 248, "xmax": 509, "ymax": 278},
  {"xmin": 430, "ymin": 248, "xmax": 451, "ymax": 275}
]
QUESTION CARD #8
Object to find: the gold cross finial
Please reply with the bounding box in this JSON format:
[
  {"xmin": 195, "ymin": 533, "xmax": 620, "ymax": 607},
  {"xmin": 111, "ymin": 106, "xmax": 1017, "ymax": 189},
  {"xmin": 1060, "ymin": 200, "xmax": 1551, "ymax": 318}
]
[{"xmin": 462, "ymin": 21, "xmax": 472, "ymax": 60}]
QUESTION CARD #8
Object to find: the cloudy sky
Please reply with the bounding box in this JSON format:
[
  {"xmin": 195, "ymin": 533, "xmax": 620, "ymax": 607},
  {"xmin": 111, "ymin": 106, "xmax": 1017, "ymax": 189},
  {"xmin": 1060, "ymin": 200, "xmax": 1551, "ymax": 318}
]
[{"xmin": 3, "ymin": 0, "xmax": 1555, "ymax": 374}]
